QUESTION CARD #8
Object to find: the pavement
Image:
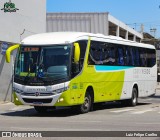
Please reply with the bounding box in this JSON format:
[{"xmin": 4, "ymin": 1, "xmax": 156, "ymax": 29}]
[
  {"xmin": 0, "ymin": 90, "xmax": 160, "ymax": 140},
  {"xmin": 0, "ymin": 101, "xmax": 11, "ymax": 105}
]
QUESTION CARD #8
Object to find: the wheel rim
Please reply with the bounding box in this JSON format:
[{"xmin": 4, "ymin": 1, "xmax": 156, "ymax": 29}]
[
  {"xmin": 82, "ymin": 96, "xmax": 90, "ymax": 111},
  {"xmin": 132, "ymin": 90, "xmax": 137, "ymax": 104}
]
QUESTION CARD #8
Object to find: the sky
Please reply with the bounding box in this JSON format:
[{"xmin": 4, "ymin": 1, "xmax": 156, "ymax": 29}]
[{"xmin": 47, "ymin": 0, "xmax": 160, "ymax": 38}]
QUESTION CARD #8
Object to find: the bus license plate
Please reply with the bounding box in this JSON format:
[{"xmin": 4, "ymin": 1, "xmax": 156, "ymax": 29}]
[{"xmin": 33, "ymin": 102, "xmax": 43, "ymax": 105}]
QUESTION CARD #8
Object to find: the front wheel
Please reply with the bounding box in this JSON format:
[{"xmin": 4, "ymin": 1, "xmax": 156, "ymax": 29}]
[{"xmin": 78, "ymin": 93, "xmax": 92, "ymax": 114}]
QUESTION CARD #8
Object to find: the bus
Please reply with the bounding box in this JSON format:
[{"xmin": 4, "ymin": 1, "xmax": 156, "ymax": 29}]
[{"xmin": 6, "ymin": 32, "xmax": 157, "ymax": 113}]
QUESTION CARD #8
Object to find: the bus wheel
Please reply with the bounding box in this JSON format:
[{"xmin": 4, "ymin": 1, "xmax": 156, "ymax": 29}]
[
  {"xmin": 129, "ymin": 88, "xmax": 138, "ymax": 106},
  {"xmin": 79, "ymin": 92, "xmax": 92, "ymax": 113},
  {"xmin": 34, "ymin": 106, "xmax": 48, "ymax": 113}
]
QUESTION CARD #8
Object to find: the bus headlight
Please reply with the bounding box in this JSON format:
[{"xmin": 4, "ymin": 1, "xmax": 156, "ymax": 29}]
[
  {"xmin": 52, "ymin": 86, "xmax": 69, "ymax": 94},
  {"xmin": 13, "ymin": 87, "xmax": 23, "ymax": 94}
]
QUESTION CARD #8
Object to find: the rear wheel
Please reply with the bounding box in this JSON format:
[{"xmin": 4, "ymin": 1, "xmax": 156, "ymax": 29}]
[
  {"xmin": 129, "ymin": 88, "xmax": 138, "ymax": 106},
  {"xmin": 78, "ymin": 92, "xmax": 92, "ymax": 114}
]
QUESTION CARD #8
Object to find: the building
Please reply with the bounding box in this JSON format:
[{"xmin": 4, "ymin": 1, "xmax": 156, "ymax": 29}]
[
  {"xmin": 47, "ymin": 12, "xmax": 143, "ymax": 42},
  {"xmin": 0, "ymin": 0, "xmax": 46, "ymax": 101}
]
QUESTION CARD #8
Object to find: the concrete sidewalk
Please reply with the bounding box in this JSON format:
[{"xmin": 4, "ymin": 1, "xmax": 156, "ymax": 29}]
[{"xmin": 0, "ymin": 101, "xmax": 11, "ymax": 104}]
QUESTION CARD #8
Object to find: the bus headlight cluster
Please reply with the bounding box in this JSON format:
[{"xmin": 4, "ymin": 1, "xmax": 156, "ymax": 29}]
[
  {"xmin": 13, "ymin": 87, "xmax": 23, "ymax": 94},
  {"xmin": 52, "ymin": 86, "xmax": 69, "ymax": 94}
]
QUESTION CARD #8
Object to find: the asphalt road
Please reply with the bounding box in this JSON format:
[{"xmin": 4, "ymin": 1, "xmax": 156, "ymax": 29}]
[{"xmin": 0, "ymin": 90, "xmax": 160, "ymax": 140}]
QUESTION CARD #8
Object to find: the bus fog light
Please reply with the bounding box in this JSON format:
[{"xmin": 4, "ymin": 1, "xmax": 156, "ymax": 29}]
[
  {"xmin": 59, "ymin": 98, "xmax": 64, "ymax": 102},
  {"xmin": 58, "ymin": 98, "xmax": 64, "ymax": 102},
  {"xmin": 16, "ymin": 98, "xmax": 19, "ymax": 101}
]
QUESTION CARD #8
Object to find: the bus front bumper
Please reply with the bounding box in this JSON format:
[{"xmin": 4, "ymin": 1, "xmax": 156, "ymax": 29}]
[{"xmin": 13, "ymin": 92, "xmax": 63, "ymax": 106}]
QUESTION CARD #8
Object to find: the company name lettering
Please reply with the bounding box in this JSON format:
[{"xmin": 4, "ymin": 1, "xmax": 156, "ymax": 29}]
[
  {"xmin": 126, "ymin": 132, "xmax": 157, "ymax": 137},
  {"xmin": 133, "ymin": 69, "xmax": 150, "ymax": 75}
]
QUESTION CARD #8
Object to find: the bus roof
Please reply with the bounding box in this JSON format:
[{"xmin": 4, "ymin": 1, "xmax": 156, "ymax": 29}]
[
  {"xmin": 21, "ymin": 32, "xmax": 155, "ymax": 49},
  {"xmin": 22, "ymin": 32, "xmax": 91, "ymax": 45}
]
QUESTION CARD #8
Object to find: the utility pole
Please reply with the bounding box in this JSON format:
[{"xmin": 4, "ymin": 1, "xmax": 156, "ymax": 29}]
[
  {"xmin": 20, "ymin": 29, "xmax": 25, "ymax": 42},
  {"xmin": 134, "ymin": 23, "xmax": 137, "ymax": 30},
  {"xmin": 140, "ymin": 24, "xmax": 144, "ymax": 34},
  {"xmin": 150, "ymin": 28, "xmax": 157, "ymax": 38}
]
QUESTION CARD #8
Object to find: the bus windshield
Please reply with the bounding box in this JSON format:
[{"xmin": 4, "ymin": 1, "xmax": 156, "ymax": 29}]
[{"xmin": 15, "ymin": 45, "xmax": 71, "ymax": 82}]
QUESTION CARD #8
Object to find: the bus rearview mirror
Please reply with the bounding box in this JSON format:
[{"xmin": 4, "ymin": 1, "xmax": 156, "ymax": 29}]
[
  {"xmin": 6, "ymin": 44, "xmax": 20, "ymax": 63},
  {"xmin": 74, "ymin": 43, "xmax": 80, "ymax": 63}
]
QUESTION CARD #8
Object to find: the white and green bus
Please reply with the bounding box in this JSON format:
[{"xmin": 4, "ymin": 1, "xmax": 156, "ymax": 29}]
[{"xmin": 6, "ymin": 32, "xmax": 157, "ymax": 113}]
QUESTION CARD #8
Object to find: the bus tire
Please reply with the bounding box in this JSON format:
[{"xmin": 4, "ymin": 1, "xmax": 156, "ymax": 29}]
[
  {"xmin": 129, "ymin": 87, "xmax": 138, "ymax": 106},
  {"xmin": 78, "ymin": 92, "xmax": 92, "ymax": 114},
  {"xmin": 34, "ymin": 106, "xmax": 48, "ymax": 113}
]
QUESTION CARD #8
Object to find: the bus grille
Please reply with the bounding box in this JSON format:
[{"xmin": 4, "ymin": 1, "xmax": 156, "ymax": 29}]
[
  {"xmin": 21, "ymin": 92, "xmax": 54, "ymax": 96},
  {"xmin": 22, "ymin": 98, "xmax": 52, "ymax": 104}
]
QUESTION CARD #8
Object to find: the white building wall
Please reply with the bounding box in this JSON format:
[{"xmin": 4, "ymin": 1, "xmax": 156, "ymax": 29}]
[{"xmin": 47, "ymin": 13, "xmax": 109, "ymax": 35}]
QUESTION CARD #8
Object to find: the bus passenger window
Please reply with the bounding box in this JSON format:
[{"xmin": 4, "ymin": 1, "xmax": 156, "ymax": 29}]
[
  {"xmin": 108, "ymin": 47, "xmax": 115, "ymax": 65},
  {"xmin": 130, "ymin": 48, "xmax": 135, "ymax": 66},
  {"xmin": 147, "ymin": 49, "xmax": 156, "ymax": 67},
  {"xmin": 135, "ymin": 48, "xmax": 140, "ymax": 66},
  {"xmin": 150, "ymin": 50, "xmax": 156, "ymax": 67},
  {"xmin": 88, "ymin": 41, "xmax": 102, "ymax": 65},
  {"xmin": 88, "ymin": 42, "xmax": 116, "ymax": 65},
  {"xmin": 125, "ymin": 47, "xmax": 131, "ymax": 66},
  {"xmin": 77, "ymin": 40, "xmax": 87, "ymax": 70},
  {"xmin": 117, "ymin": 48, "xmax": 124, "ymax": 66},
  {"xmin": 140, "ymin": 49, "xmax": 147, "ymax": 67}
]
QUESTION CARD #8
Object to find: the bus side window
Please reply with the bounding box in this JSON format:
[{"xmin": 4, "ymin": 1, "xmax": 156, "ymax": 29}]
[
  {"xmin": 135, "ymin": 48, "xmax": 140, "ymax": 66},
  {"xmin": 130, "ymin": 47, "xmax": 135, "ymax": 66},
  {"xmin": 89, "ymin": 41, "xmax": 116, "ymax": 65},
  {"xmin": 88, "ymin": 41, "xmax": 102, "ymax": 65},
  {"xmin": 77, "ymin": 40, "xmax": 87, "ymax": 69},
  {"xmin": 117, "ymin": 47, "xmax": 124, "ymax": 66},
  {"xmin": 99, "ymin": 43, "xmax": 115, "ymax": 65},
  {"xmin": 140, "ymin": 48, "xmax": 147, "ymax": 67},
  {"xmin": 108, "ymin": 46, "xmax": 115, "ymax": 65},
  {"xmin": 147, "ymin": 49, "xmax": 156, "ymax": 67},
  {"xmin": 94, "ymin": 43, "xmax": 101, "ymax": 64},
  {"xmin": 151, "ymin": 49, "xmax": 156, "ymax": 67},
  {"xmin": 125, "ymin": 46, "xmax": 131, "ymax": 66}
]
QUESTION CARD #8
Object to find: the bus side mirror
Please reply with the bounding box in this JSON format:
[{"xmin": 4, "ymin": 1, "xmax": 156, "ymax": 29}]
[
  {"xmin": 6, "ymin": 44, "xmax": 20, "ymax": 63},
  {"xmin": 74, "ymin": 43, "xmax": 80, "ymax": 64}
]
